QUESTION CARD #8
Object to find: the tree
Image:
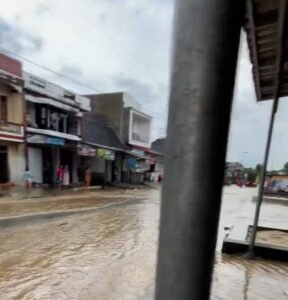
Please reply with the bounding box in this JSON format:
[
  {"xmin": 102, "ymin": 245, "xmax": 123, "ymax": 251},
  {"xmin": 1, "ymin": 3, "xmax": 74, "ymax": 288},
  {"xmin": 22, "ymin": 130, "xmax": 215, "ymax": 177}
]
[
  {"xmin": 244, "ymin": 168, "xmax": 256, "ymax": 182},
  {"xmin": 283, "ymin": 162, "xmax": 288, "ymax": 173},
  {"xmin": 255, "ymin": 164, "xmax": 262, "ymax": 175}
]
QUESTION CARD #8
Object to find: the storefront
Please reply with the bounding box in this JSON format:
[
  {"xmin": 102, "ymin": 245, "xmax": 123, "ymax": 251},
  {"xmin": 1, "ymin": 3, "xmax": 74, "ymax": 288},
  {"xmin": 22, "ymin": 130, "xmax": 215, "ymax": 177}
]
[
  {"xmin": 123, "ymin": 155, "xmax": 150, "ymax": 184},
  {"xmin": 77, "ymin": 143, "xmax": 118, "ymax": 185},
  {"xmin": 0, "ymin": 145, "xmax": 8, "ymax": 183},
  {"xmin": 123, "ymin": 146, "xmax": 163, "ymax": 184},
  {"xmin": 28, "ymin": 134, "xmax": 69, "ymax": 185}
]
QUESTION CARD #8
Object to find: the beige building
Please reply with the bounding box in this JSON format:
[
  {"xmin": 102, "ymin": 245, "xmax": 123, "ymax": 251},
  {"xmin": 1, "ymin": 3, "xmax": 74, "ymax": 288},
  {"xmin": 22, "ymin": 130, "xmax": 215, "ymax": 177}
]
[{"xmin": 0, "ymin": 53, "xmax": 25, "ymax": 185}]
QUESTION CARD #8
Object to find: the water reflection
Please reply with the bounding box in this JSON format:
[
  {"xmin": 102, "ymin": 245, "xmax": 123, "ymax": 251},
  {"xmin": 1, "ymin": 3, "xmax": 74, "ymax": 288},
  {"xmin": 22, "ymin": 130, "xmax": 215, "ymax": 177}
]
[
  {"xmin": 0, "ymin": 187, "xmax": 287, "ymax": 299},
  {"xmin": 212, "ymin": 255, "xmax": 288, "ymax": 300},
  {"xmin": 243, "ymin": 260, "xmax": 251, "ymax": 300}
]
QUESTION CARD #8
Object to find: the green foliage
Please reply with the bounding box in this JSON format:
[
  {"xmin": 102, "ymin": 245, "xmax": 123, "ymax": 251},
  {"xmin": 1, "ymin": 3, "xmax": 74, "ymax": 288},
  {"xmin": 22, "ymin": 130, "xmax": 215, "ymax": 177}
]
[
  {"xmin": 255, "ymin": 164, "xmax": 262, "ymax": 175},
  {"xmin": 244, "ymin": 168, "xmax": 256, "ymax": 182},
  {"xmin": 283, "ymin": 162, "xmax": 288, "ymax": 173}
]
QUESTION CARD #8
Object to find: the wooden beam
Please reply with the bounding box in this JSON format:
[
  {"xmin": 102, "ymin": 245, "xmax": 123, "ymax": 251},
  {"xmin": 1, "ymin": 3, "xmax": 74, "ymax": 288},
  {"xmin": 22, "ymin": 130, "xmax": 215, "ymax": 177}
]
[
  {"xmin": 256, "ymin": 27, "xmax": 277, "ymax": 37},
  {"xmin": 246, "ymin": 0, "xmax": 262, "ymax": 100},
  {"xmin": 258, "ymin": 46, "xmax": 275, "ymax": 54},
  {"xmin": 255, "ymin": 23, "xmax": 277, "ymax": 31},
  {"xmin": 258, "ymin": 37, "xmax": 276, "ymax": 45},
  {"xmin": 272, "ymin": 0, "xmax": 288, "ymax": 105}
]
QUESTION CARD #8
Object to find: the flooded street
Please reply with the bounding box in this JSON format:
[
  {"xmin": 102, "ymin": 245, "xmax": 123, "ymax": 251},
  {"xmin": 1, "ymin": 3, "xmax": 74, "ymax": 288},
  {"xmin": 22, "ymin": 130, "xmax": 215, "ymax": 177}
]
[{"xmin": 0, "ymin": 187, "xmax": 288, "ymax": 299}]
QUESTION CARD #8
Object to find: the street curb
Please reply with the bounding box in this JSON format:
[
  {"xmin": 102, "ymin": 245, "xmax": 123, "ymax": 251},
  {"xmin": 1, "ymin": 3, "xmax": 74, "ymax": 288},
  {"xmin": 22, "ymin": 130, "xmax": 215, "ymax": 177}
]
[
  {"xmin": 0, "ymin": 197, "xmax": 138, "ymax": 228},
  {"xmin": 252, "ymin": 196, "xmax": 288, "ymax": 204},
  {"xmin": 0, "ymin": 186, "xmax": 103, "ymax": 201}
]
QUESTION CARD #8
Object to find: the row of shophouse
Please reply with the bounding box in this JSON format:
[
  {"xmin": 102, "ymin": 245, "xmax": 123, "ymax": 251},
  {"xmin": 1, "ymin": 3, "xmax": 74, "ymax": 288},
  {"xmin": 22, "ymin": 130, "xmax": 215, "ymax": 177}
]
[{"xmin": 0, "ymin": 53, "xmax": 163, "ymax": 186}]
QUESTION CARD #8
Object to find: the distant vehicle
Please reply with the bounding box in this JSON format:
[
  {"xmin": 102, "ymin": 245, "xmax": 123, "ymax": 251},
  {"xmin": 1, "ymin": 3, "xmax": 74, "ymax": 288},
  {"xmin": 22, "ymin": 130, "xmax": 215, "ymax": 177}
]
[
  {"xmin": 246, "ymin": 181, "xmax": 257, "ymax": 187},
  {"xmin": 235, "ymin": 179, "xmax": 256, "ymax": 187},
  {"xmin": 235, "ymin": 179, "xmax": 243, "ymax": 187}
]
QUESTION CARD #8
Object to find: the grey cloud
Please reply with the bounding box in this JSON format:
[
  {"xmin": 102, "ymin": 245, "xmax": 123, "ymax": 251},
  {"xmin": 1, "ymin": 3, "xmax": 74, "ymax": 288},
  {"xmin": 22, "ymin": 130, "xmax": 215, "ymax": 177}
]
[
  {"xmin": 112, "ymin": 74, "xmax": 167, "ymax": 114},
  {"xmin": 0, "ymin": 18, "xmax": 44, "ymax": 54},
  {"xmin": 113, "ymin": 75, "xmax": 158, "ymax": 100},
  {"xmin": 112, "ymin": 74, "xmax": 167, "ymax": 140},
  {"xmin": 34, "ymin": 4, "xmax": 49, "ymax": 16},
  {"xmin": 60, "ymin": 65, "xmax": 83, "ymax": 78}
]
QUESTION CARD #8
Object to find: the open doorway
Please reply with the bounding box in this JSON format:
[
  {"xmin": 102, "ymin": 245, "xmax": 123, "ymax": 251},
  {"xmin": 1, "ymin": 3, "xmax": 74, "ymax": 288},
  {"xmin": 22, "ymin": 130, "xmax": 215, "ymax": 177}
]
[{"xmin": 0, "ymin": 146, "xmax": 8, "ymax": 183}]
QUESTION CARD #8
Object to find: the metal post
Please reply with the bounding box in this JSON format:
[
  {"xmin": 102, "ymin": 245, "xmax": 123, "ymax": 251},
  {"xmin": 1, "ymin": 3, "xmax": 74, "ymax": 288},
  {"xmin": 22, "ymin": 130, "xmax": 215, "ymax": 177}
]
[
  {"xmin": 248, "ymin": 0, "xmax": 287, "ymax": 256},
  {"xmin": 22, "ymin": 93, "xmax": 29, "ymax": 171},
  {"xmin": 154, "ymin": 0, "xmax": 243, "ymax": 299},
  {"xmin": 248, "ymin": 97, "xmax": 278, "ymax": 255}
]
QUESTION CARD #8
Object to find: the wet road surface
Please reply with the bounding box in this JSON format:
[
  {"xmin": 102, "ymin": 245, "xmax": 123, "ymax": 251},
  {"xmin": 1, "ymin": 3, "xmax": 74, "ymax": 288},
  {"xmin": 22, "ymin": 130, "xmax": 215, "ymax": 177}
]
[
  {"xmin": 0, "ymin": 187, "xmax": 287, "ymax": 299},
  {"xmin": 0, "ymin": 189, "xmax": 147, "ymax": 218}
]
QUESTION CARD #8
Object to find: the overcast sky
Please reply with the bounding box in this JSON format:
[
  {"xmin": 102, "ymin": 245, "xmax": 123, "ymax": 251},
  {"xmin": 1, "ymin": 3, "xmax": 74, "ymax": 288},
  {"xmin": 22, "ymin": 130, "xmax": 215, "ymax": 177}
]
[{"xmin": 1, "ymin": 0, "xmax": 288, "ymax": 169}]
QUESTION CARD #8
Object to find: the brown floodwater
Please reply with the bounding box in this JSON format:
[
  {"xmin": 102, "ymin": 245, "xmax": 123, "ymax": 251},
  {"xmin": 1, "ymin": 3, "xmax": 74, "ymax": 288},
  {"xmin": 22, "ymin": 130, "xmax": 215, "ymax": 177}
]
[{"xmin": 0, "ymin": 187, "xmax": 287, "ymax": 299}]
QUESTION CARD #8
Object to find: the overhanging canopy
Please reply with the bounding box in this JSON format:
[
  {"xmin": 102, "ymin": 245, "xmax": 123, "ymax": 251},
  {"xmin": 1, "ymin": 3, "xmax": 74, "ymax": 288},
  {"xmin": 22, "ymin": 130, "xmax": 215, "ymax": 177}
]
[{"xmin": 245, "ymin": 0, "xmax": 288, "ymax": 101}]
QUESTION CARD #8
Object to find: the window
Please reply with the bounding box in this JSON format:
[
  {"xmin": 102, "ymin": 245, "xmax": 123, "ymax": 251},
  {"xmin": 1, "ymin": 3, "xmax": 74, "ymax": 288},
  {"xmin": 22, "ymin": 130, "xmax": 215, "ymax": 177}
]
[
  {"xmin": 0, "ymin": 96, "xmax": 7, "ymax": 121},
  {"xmin": 30, "ymin": 77, "xmax": 46, "ymax": 89},
  {"xmin": 64, "ymin": 91, "xmax": 75, "ymax": 101}
]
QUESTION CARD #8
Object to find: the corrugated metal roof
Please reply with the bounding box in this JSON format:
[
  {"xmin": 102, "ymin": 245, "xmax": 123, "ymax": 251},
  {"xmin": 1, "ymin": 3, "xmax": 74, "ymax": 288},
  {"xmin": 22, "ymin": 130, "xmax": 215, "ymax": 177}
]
[
  {"xmin": 82, "ymin": 113, "xmax": 127, "ymax": 151},
  {"xmin": 245, "ymin": 0, "xmax": 288, "ymax": 101}
]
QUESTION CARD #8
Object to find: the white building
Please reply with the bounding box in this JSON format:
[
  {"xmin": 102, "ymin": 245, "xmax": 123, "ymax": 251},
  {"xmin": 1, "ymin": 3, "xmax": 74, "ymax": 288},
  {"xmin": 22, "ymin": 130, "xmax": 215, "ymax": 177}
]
[
  {"xmin": 123, "ymin": 107, "xmax": 151, "ymax": 148},
  {"xmin": 24, "ymin": 72, "xmax": 91, "ymax": 185}
]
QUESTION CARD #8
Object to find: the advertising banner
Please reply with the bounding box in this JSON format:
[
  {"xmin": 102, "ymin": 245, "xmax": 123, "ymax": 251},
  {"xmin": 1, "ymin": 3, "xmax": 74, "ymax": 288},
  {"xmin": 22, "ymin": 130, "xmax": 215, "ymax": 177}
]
[{"xmin": 97, "ymin": 148, "xmax": 115, "ymax": 160}]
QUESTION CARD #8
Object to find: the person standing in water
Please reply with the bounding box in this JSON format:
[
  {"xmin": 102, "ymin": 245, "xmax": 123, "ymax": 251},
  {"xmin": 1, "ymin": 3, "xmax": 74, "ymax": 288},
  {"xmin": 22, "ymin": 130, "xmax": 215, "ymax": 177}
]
[
  {"xmin": 57, "ymin": 165, "xmax": 64, "ymax": 188},
  {"xmin": 63, "ymin": 165, "xmax": 70, "ymax": 187},
  {"xmin": 84, "ymin": 166, "xmax": 91, "ymax": 188}
]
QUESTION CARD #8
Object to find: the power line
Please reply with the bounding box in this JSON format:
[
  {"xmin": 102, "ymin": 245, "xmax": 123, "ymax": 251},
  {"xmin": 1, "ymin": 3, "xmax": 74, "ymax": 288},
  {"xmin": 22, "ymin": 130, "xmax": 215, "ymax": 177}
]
[
  {"xmin": 1, "ymin": 47, "xmax": 169, "ymax": 119},
  {"xmin": 26, "ymin": 2, "xmax": 170, "ymax": 117},
  {"xmin": 48, "ymin": 1, "xmax": 169, "ymax": 95},
  {"xmin": 0, "ymin": 47, "xmax": 102, "ymax": 93}
]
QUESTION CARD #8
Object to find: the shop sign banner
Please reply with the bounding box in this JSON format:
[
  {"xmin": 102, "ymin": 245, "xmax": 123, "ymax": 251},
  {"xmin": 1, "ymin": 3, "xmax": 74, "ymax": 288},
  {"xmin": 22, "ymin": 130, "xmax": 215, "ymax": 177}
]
[
  {"xmin": 97, "ymin": 148, "xmax": 115, "ymax": 160},
  {"xmin": 77, "ymin": 144, "xmax": 96, "ymax": 156},
  {"xmin": 126, "ymin": 158, "xmax": 137, "ymax": 169},
  {"xmin": 0, "ymin": 122, "xmax": 22, "ymax": 136},
  {"xmin": 47, "ymin": 137, "xmax": 65, "ymax": 145},
  {"xmin": 28, "ymin": 134, "xmax": 64, "ymax": 145},
  {"xmin": 131, "ymin": 148, "xmax": 145, "ymax": 157},
  {"xmin": 266, "ymin": 175, "xmax": 288, "ymax": 192}
]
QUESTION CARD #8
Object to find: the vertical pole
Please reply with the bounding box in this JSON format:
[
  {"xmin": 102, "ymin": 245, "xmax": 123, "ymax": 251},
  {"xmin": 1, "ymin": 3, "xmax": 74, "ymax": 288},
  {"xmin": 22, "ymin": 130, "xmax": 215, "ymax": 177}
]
[
  {"xmin": 154, "ymin": 0, "xmax": 243, "ymax": 299},
  {"xmin": 23, "ymin": 94, "xmax": 29, "ymax": 171},
  {"xmin": 248, "ymin": 97, "xmax": 278, "ymax": 255},
  {"xmin": 22, "ymin": 89, "xmax": 29, "ymax": 172}
]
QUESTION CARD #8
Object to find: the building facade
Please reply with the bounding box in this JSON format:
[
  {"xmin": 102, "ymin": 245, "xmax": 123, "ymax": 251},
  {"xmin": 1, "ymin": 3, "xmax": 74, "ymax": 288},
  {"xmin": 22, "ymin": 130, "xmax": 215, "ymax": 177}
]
[
  {"xmin": 123, "ymin": 107, "xmax": 151, "ymax": 148},
  {"xmin": 151, "ymin": 138, "xmax": 165, "ymax": 175},
  {"xmin": 81, "ymin": 113, "xmax": 127, "ymax": 185},
  {"xmin": 225, "ymin": 162, "xmax": 244, "ymax": 184},
  {"xmin": 0, "ymin": 54, "xmax": 25, "ymax": 185},
  {"xmin": 85, "ymin": 92, "xmax": 153, "ymax": 184},
  {"xmin": 24, "ymin": 72, "xmax": 91, "ymax": 185}
]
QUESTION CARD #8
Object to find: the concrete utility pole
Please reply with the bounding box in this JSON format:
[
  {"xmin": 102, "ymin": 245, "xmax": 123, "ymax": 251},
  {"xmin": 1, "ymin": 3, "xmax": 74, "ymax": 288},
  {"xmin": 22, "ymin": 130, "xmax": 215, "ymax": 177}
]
[{"xmin": 154, "ymin": 0, "xmax": 243, "ymax": 299}]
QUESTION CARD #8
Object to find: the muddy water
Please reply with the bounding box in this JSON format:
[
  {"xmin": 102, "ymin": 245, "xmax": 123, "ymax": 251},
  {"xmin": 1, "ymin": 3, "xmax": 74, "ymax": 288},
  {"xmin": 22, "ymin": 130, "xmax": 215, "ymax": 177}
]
[{"xmin": 0, "ymin": 187, "xmax": 287, "ymax": 299}]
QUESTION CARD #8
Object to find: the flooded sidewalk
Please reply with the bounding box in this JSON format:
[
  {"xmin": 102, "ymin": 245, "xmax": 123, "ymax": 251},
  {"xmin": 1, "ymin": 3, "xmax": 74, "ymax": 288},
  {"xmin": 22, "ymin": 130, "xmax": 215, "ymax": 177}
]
[{"xmin": 0, "ymin": 187, "xmax": 287, "ymax": 299}]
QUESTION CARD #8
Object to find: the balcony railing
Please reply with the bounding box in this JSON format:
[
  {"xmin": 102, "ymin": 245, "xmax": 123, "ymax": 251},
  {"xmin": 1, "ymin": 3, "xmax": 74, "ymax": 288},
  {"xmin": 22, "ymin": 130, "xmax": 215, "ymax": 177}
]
[{"xmin": 0, "ymin": 121, "xmax": 23, "ymax": 137}]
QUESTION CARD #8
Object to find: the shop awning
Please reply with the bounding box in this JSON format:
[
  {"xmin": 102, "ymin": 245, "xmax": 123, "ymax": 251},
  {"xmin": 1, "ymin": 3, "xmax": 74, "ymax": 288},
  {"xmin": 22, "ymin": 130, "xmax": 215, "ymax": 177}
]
[
  {"xmin": 125, "ymin": 150, "xmax": 150, "ymax": 160},
  {"xmin": 0, "ymin": 69, "xmax": 23, "ymax": 88},
  {"xmin": 130, "ymin": 144, "xmax": 163, "ymax": 157},
  {"xmin": 26, "ymin": 95, "xmax": 80, "ymax": 113},
  {"xmin": 245, "ymin": 0, "xmax": 288, "ymax": 101}
]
